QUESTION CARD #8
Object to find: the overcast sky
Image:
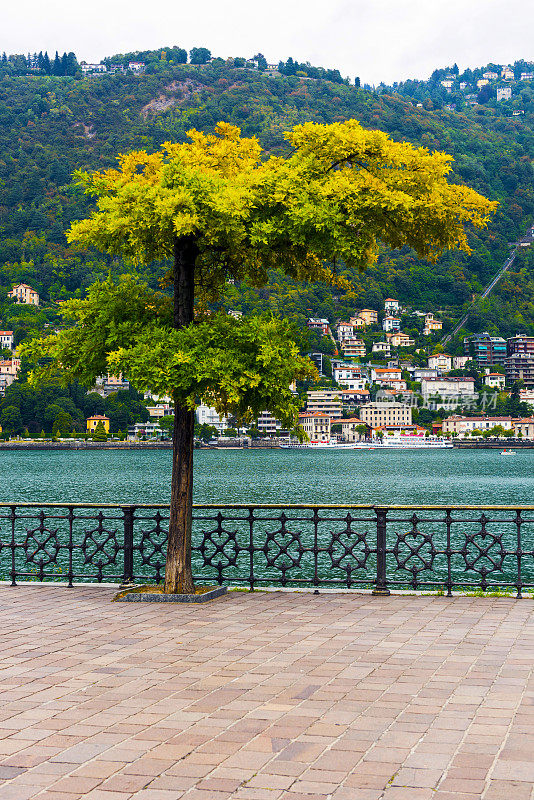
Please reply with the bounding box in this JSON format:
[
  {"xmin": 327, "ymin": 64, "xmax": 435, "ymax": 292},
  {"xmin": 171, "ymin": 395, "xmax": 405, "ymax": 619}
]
[{"xmin": 2, "ymin": 0, "xmax": 531, "ymax": 85}]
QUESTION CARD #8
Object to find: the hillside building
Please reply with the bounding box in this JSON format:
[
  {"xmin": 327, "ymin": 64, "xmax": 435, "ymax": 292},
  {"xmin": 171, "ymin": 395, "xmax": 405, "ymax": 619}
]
[{"xmin": 8, "ymin": 283, "xmax": 39, "ymax": 306}]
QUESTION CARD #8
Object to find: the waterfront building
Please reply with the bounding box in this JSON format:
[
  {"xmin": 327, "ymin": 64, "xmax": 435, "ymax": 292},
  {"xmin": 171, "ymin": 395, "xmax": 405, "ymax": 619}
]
[
  {"xmin": 128, "ymin": 422, "xmax": 162, "ymax": 438},
  {"xmin": 86, "ymin": 415, "xmax": 110, "ymax": 433},
  {"xmin": 298, "ymin": 412, "xmax": 331, "ymax": 443},
  {"xmin": 196, "ymin": 404, "xmax": 229, "ymax": 433},
  {"xmin": 464, "ymin": 332, "xmax": 507, "ymax": 366},
  {"xmin": 420, "ymin": 377, "xmax": 476, "ymax": 400},
  {"xmin": 8, "ymin": 283, "xmax": 39, "ymax": 306},
  {"xmin": 0, "ymin": 358, "xmax": 20, "ymax": 394},
  {"xmin": 341, "ymin": 418, "xmax": 368, "ymax": 442},
  {"xmin": 427, "ymin": 354, "xmax": 452, "ymax": 373},
  {"xmin": 442, "ymin": 415, "xmax": 513, "ymax": 436},
  {"xmin": 306, "ymin": 390, "xmax": 342, "ymax": 417},
  {"xmin": 256, "ymin": 411, "xmax": 282, "ymax": 436},
  {"xmin": 359, "ymin": 402, "xmax": 412, "ymax": 428}
]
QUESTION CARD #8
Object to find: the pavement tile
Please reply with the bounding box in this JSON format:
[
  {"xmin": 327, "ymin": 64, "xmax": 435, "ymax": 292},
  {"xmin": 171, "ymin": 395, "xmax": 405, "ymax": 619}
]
[{"xmin": 1, "ymin": 588, "xmax": 533, "ymax": 800}]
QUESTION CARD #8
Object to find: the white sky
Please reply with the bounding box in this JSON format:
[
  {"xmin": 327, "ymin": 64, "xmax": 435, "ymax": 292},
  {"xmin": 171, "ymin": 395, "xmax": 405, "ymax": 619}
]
[{"xmin": 2, "ymin": 0, "xmax": 531, "ymax": 85}]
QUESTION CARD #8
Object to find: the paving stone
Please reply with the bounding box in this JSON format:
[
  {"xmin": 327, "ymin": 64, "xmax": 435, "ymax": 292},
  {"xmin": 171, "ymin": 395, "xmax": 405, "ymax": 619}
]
[{"xmin": 0, "ymin": 587, "xmax": 533, "ymax": 799}]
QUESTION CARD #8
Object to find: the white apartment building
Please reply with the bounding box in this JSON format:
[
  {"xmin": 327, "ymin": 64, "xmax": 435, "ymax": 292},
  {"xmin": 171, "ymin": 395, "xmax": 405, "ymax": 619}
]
[
  {"xmin": 0, "ymin": 331, "xmax": 14, "ymax": 351},
  {"xmin": 333, "ymin": 367, "xmax": 366, "ymax": 390},
  {"xmin": 427, "ymin": 354, "xmax": 452, "ymax": 373},
  {"xmin": 497, "ymin": 87, "xmax": 512, "ymax": 101},
  {"xmin": 306, "ymin": 390, "xmax": 342, "ymax": 417},
  {"xmin": 382, "ymin": 316, "xmax": 401, "ymax": 332},
  {"xmin": 384, "ymin": 298, "xmax": 400, "ymax": 314},
  {"xmin": 420, "ymin": 377, "xmax": 476, "ymax": 399},
  {"xmin": 336, "ymin": 322, "xmax": 354, "ymax": 341},
  {"xmin": 484, "ymin": 372, "xmax": 505, "ymax": 389},
  {"xmin": 196, "ymin": 404, "xmax": 229, "ymax": 433},
  {"xmin": 453, "ymin": 356, "xmax": 470, "ymax": 369}
]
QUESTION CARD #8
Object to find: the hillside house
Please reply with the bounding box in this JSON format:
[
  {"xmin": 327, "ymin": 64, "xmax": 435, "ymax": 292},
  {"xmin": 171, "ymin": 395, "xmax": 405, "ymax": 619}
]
[
  {"xmin": 0, "ymin": 331, "xmax": 14, "ymax": 351},
  {"xmin": 384, "ymin": 298, "xmax": 400, "ymax": 314},
  {"xmin": 354, "ymin": 309, "xmax": 378, "ymax": 326},
  {"xmin": 501, "ymin": 66, "xmax": 514, "ymax": 80},
  {"xmin": 8, "ymin": 283, "xmax": 39, "ymax": 306},
  {"xmin": 387, "ymin": 332, "xmax": 415, "ymax": 348},
  {"xmin": 427, "ymin": 354, "xmax": 452, "ymax": 373},
  {"xmin": 484, "ymin": 372, "xmax": 506, "ymax": 389},
  {"xmin": 497, "ymin": 87, "xmax": 512, "ymax": 101},
  {"xmin": 483, "ymin": 71, "xmax": 498, "ymax": 80},
  {"xmin": 307, "ymin": 318, "xmax": 330, "ymax": 336},
  {"xmin": 341, "ymin": 338, "xmax": 366, "ymax": 359},
  {"xmin": 372, "ymin": 341, "xmax": 391, "ymax": 356},
  {"xmin": 382, "ymin": 316, "xmax": 401, "ymax": 333}
]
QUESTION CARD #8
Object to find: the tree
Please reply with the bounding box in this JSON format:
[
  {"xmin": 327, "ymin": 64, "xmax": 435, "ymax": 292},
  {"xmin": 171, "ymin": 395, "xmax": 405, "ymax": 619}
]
[
  {"xmin": 189, "ymin": 47, "xmax": 211, "ymax": 65},
  {"xmin": 1, "ymin": 405, "xmax": 23, "ymax": 435},
  {"xmin": 24, "ymin": 120, "xmax": 495, "ymax": 594},
  {"xmin": 92, "ymin": 420, "xmax": 107, "ymax": 441}
]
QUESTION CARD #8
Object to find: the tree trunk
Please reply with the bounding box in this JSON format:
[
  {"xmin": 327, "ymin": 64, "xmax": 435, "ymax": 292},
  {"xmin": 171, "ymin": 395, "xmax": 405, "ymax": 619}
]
[{"xmin": 164, "ymin": 235, "xmax": 198, "ymax": 594}]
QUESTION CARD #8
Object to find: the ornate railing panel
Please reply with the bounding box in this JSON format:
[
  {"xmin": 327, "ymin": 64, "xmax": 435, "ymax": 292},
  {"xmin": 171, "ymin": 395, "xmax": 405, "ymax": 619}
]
[{"xmin": 0, "ymin": 503, "xmax": 533, "ymax": 595}]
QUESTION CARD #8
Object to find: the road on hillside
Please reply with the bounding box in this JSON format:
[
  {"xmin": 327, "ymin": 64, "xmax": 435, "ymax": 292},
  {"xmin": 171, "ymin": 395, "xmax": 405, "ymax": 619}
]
[{"xmin": 441, "ymin": 248, "xmax": 518, "ymax": 345}]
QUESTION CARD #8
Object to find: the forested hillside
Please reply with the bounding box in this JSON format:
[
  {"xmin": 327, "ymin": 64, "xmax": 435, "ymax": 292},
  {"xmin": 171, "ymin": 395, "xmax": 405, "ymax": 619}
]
[{"xmin": 0, "ymin": 47, "xmax": 533, "ymax": 350}]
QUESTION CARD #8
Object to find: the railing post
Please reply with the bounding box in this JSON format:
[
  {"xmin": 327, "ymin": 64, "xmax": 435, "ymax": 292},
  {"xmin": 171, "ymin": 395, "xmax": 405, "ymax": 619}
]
[
  {"xmin": 121, "ymin": 506, "xmax": 135, "ymax": 587},
  {"xmin": 372, "ymin": 507, "xmax": 390, "ymax": 596}
]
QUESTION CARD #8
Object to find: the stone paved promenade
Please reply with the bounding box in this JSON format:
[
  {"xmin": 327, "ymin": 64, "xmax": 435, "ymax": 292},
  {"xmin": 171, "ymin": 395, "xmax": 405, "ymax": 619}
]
[{"xmin": 1, "ymin": 586, "xmax": 533, "ymax": 800}]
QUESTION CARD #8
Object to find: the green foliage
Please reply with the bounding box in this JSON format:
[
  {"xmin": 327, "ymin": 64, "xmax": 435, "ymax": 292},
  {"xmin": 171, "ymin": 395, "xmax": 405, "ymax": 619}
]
[{"xmin": 92, "ymin": 420, "xmax": 107, "ymax": 440}]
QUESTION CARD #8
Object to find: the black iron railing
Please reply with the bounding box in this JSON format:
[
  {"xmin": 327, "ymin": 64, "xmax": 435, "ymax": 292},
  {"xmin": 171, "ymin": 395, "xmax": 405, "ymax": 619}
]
[{"xmin": 1, "ymin": 503, "xmax": 534, "ymax": 596}]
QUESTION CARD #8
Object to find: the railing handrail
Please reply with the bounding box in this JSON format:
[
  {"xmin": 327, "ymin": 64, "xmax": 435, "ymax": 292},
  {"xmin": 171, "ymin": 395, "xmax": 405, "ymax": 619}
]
[{"xmin": 0, "ymin": 502, "xmax": 534, "ymax": 510}]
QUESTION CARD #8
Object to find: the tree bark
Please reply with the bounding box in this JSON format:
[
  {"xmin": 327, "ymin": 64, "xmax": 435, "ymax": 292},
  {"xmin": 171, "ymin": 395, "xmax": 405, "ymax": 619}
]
[{"xmin": 164, "ymin": 235, "xmax": 198, "ymax": 594}]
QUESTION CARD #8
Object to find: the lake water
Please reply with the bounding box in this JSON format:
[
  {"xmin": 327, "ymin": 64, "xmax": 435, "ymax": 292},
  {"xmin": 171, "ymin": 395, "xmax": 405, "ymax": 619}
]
[
  {"xmin": 0, "ymin": 447, "xmax": 532, "ymax": 506},
  {"xmin": 1, "ymin": 448, "xmax": 533, "ymax": 589}
]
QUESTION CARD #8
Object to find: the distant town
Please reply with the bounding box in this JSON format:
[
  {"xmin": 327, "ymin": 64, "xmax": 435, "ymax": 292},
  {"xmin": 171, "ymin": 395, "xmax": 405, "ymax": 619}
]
[{"xmin": 2, "ymin": 281, "xmax": 534, "ymax": 446}]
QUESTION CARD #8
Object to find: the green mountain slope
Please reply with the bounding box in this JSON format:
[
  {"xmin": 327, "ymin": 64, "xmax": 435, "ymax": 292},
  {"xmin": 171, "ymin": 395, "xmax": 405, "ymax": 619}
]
[{"xmin": 0, "ymin": 51, "xmax": 533, "ymax": 348}]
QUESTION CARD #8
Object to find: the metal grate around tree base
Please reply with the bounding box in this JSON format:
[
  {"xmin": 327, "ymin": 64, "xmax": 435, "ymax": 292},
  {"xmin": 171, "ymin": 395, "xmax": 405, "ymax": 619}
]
[{"xmin": 0, "ymin": 503, "xmax": 533, "ymax": 596}]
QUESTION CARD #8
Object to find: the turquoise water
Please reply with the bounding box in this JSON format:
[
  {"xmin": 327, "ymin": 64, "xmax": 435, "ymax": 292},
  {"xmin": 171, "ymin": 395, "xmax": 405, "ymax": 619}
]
[
  {"xmin": 0, "ymin": 447, "xmax": 532, "ymax": 506},
  {"xmin": 1, "ymin": 448, "xmax": 533, "ymax": 588}
]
